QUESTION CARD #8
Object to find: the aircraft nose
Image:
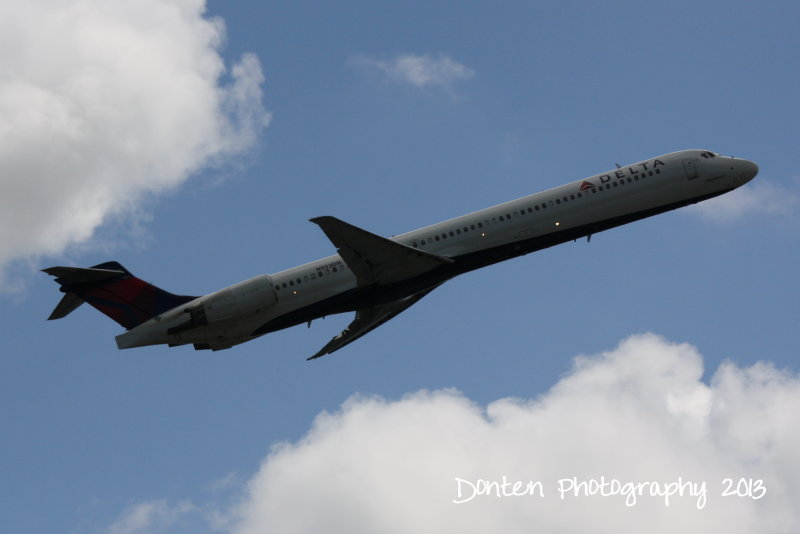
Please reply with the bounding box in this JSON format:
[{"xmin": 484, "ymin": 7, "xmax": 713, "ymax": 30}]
[{"xmin": 737, "ymin": 159, "xmax": 759, "ymax": 185}]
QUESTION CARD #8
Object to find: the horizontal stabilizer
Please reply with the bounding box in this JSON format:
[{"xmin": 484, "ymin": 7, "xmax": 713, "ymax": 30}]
[
  {"xmin": 42, "ymin": 266, "xmax": 125, "ymax": 284},
  {"xmin": 42, "ymin": 265, "xmax": 126, "ymax": 321},
  {"xmin": 47, "ymin": 292, "xmax": 85, "ymax": 320}
]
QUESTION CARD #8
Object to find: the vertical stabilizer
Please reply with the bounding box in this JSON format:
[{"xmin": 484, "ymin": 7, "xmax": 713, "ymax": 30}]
[{"xmin": 43, "ymin": 262, "xmax": 197, "ymax": 330}]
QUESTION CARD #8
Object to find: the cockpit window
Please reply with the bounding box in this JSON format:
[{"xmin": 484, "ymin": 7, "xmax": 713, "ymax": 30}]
[{"xmin": 700, "ymin": 151, "xmax": 717, "ymax": 159}]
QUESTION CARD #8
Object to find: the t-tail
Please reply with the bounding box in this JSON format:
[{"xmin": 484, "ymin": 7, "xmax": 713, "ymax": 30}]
[{"xmin": 43, "ymin": 261, "xmax": 197, "ymax": 330}]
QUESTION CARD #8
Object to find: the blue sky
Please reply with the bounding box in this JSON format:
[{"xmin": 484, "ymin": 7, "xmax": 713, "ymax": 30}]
[{"xmin": 2, "ymin": 1, "xmax": 799, "ymax": 532}]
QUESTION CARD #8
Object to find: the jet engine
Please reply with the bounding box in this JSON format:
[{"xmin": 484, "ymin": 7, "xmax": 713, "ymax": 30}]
[{"xmin": 168, "ymin": 274, "xmax": 277, "ymax": 334}]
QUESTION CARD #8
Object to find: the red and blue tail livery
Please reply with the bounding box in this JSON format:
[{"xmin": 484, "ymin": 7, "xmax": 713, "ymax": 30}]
[{"xmin": 43, "ymin": 261, "xmax": 197, "ymax": 330}]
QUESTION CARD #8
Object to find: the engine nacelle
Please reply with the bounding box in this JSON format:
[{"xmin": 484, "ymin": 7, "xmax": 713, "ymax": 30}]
[
  {"xmin": 202, "ymin": 274, "xmax": 277, "ymax": 323},
  {"xmin": 168, "ymin": 274, "xmax": 277, "ymax": 335}
]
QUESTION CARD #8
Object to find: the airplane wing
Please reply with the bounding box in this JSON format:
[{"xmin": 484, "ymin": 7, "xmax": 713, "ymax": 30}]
[
  {"xmin": 308, "ymin": 285, "xmax": 439, "ymax": 360},
  {"xmin": 310, "ymin": 216, "xmax": 452, "ymax": 287}
]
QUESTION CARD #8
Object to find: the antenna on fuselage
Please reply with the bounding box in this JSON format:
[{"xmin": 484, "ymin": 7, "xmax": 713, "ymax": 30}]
[{"xmin": 615, "ymin": 163, "xmax": 622, "ymax": 169}]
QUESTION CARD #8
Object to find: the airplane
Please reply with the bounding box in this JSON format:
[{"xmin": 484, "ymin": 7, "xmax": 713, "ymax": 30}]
[{"xmin": 44, "ymin": 149, "xmax": 758, "ymax": 359}]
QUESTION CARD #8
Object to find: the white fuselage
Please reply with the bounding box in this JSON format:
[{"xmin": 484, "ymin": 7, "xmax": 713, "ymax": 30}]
[{"xmin": 116, "ymin": 149, "xmax": 758, "ymax": 351}]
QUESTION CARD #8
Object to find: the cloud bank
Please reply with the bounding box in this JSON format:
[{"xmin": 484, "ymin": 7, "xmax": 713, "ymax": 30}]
[
  {"xmin": 107, "ymin": 500, "xmax": 195, "ymax": 534},
  {"xmin": 0, "ymin": 0, "xmax": 270, "ymax": 287},
  {"xmin": 350, "ymin": 53, "xmax": 475, "ymax": 89},
  {"xmin": 227, "ymin": 334, "xmax": 799, "ymax": 534}
]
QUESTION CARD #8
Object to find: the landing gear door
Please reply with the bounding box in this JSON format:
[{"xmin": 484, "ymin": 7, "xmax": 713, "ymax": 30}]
[{"xmin": 683, "ymin": 159, "xmax": 698, "ymax": 180}]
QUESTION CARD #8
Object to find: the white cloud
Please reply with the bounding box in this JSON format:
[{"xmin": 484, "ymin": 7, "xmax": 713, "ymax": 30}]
[
  {"xmin": 688, "ymin": 181, "xmax": 799, "ymax": 222},
  {"xmin": 350, "ymin": 53, "xmax": 475, "ymax": 89},
  {"xmin": 0, "ymin": 0, "xmax": 270, "ymax": 288},
  {"xmin": 227, "ymin": 334, "xmax": 800, "ymax": 534},
  {"xmin": 207, "ymin": 472, "xmax": 243, "ymax": 492},
  {"xmin": 107, "ymin": 500, "xmax": 195, "ymax": 534}
]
